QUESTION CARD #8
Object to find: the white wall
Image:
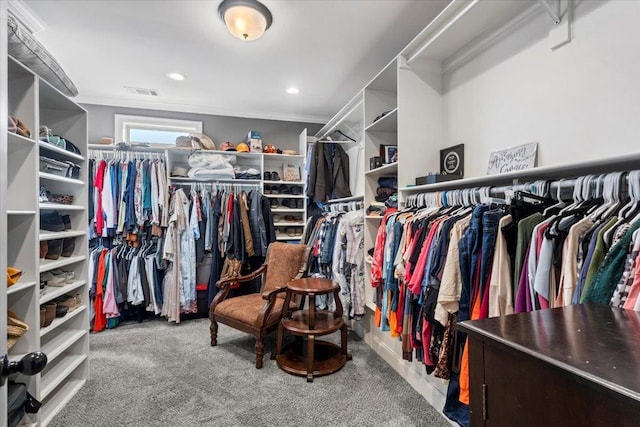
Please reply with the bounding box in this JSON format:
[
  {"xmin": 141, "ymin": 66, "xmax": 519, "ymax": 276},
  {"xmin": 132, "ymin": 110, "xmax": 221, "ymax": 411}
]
[{"xmin": 442, "ymin": 0, "xmax": 640, "ymax": 178}]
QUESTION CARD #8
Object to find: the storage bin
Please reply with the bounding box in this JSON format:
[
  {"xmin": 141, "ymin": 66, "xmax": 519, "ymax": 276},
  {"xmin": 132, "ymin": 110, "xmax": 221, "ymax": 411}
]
[{"xmin": 39, "ymin": 156, "xmax": 70, "ymax": 177}]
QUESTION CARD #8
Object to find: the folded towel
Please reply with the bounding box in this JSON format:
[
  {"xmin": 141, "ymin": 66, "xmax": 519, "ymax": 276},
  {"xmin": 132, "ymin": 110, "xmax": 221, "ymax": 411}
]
[
  {"xmin": 188, "ymin": 152, "xmax": 236, "ymax": 169},
  {"xmin": 187, "ymin": 167, "xmax": 236, "ymax": 180}
]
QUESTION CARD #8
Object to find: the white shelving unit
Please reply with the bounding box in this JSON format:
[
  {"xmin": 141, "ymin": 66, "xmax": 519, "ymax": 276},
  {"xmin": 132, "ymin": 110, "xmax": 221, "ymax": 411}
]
[
  {"xmin": 162, "ymin": 145, "xmax": 308, "ymax": 243},
  {"xmin": 1, "ymin": 48, "xmax": 89, "ymax": 426}
]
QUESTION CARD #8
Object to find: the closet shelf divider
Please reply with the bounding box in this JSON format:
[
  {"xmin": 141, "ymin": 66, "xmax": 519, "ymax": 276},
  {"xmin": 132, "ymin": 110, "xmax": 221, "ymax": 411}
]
[
  {"xmin": 39, "ymin": 141, "xmax": 85, "ymax": 161},
  {"xmin": 39, "ymin": 172, "xmax": 84, "ymax": 185},
  {"xmin": 39, "ymin": 230, "xmax": 86, "ymax": 241}
]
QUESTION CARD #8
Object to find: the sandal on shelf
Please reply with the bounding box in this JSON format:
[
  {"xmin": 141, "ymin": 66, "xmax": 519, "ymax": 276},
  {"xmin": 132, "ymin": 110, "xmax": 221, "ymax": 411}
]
[{"xmin": 286, "ymin": 228, "xmax": 297, "ymax": 237}]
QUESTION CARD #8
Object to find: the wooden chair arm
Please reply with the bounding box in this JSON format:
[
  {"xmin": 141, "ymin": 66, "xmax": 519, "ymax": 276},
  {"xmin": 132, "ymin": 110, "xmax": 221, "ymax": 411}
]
[
  {"xmin": 261, "ymin": 286, "xmax": 287, "ymax": 300},
  {"xmin": 215, "ymin": 264, "xmax": 267, "ymax": 289}
]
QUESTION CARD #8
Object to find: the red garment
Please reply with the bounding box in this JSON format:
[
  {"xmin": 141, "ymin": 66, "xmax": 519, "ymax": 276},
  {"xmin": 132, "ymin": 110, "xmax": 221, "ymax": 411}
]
[
  {"xmin": 371, "ymin": 208, "xmax": 397, "ymax": 287},
  {"xmin": 94, "ymin": 160, "xmax": 107, "ymax": 236},
  {"xmin": 93, "ymin": 249, "xmax": 108, "ymax": 333},
  {"xmin": 422, "ymin": 318, "xmax": 434, "ymax": 366},
  {"xmin": 408, "ymin": 219, "xmax": 443, "ymax": 295}
]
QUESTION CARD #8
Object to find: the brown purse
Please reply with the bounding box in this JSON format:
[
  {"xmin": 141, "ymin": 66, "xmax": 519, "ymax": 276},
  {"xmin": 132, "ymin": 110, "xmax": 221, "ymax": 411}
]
[{"xmin": 221, "ymin": 258, "xmax": 244, "ymax": 289}]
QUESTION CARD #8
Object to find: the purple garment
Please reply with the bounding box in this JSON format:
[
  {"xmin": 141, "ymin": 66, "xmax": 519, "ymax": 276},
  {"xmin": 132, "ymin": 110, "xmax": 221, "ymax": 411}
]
[{"xmin": 515, "ymin": 251, "xmax": 530, "ymax": 313}]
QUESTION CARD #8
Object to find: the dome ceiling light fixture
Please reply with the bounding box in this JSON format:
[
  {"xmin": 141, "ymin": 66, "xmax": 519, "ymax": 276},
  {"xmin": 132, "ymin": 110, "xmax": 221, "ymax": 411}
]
[{"xmin": 218, "ymin": 0, "xmax": 273, "ymax": 41}]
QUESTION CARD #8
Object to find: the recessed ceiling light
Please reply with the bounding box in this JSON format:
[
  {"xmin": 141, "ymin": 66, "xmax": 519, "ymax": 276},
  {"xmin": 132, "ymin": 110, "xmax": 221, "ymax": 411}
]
[
  {"xmin": 286, "ymin": 87, "xmax": 300, "ymax": 95},
  {"xmin": 168, "ymin": 73, "xmax": 185, "ymax": 81}
]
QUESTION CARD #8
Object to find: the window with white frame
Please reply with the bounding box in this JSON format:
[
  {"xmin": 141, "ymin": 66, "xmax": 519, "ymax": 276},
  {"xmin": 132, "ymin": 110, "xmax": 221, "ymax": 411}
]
[{"xmin": 114, "ymin": 114, "xmax": 203, "ymax": 146}]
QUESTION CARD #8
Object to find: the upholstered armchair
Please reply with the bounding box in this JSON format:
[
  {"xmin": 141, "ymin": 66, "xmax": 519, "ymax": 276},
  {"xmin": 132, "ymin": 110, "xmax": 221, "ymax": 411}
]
[{"xmin": 209, "ymin": 242, "xmax": 311, "ymax": 368}]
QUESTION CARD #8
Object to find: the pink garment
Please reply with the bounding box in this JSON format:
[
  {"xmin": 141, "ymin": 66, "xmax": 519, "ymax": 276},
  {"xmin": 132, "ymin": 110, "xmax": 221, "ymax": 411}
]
[
  {"xmin": 624, "ymin": 253, "xmax": 640, "ymax": 310},
  {"xmin": 102, "ymin": 251, "xmax": 120, "ymax": 318},
  {"xmin": 407, "ymin": 219, "xmax": 442, "ymax": 295},
  {"xmin": 535, "ymin": 223, "xmax": 551, "ymax": 310},
  {"xmin": 94, "ymin": 160, "xmax": 107, "ymax": 235}
]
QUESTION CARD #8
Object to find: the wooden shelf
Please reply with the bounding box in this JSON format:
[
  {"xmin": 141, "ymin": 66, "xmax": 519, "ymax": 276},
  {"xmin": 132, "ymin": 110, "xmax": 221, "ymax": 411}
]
[
  {"xmin": 39, "ymin": 203, "xmax": 85, "ymax": 211},
  {"xmin": 41, "ymin": 329, "xmax": 86, "ymax": 363},
  {"xmin": 276, "ymin": 235, "xmax": 303, "ymax": 241},
  {"xmin": 40, "ymin": 280, "xmax": 86, "ymax": 305},
  {"xmin": 264, "ymin": 180, "xmax": 304, "ymax": 185},
  {"xmin": 41, "ymin": 354, "xmax": 87, "ymax": 399},
  {"xmin": 403, "ymin": 0, "xmax": 534, "ymax": 66},
  {"xmin": 39, "ymin": 141, "xmax": 85, "ymax": 162},
  {"xmin": 41, "ymin": 305, "xmax": 87, "ymax": 337},
  {"xmin": 40, "ymin": 255, "xmax": 86, "ymax": 273},
  {"xmin": 169, "ymin": 177, "xmax": 261, "ymax": 185},
  {"xmin": 7, "ymin": 210, "xmax": 36, "ymax": 215},
  {"xmin": 8, "ymin": 131, "xmax": 36, "ymax": 146},
  {"xmin": 271, "ymin": 208, "xmax": 305, "ymax": 213},
  {"xmin": 282, "ymin": 311, "xmax": 344, "ymax": 336},
  {"xmin": 40, "ymin": 378, "xmax": 86, "ymax": 426},
  {"xmin": 39, "ymin": 172, "xmax": 84, "ymax": 185},
  {"xmin": 7, "ymin": 280, "xmax": 37, "ymax": 296},
  {"xmin": 399, "ymin": 152, "xmax": 640, "ymax": 194},
  {"xmin": 274, "ymin": 222, "xmax": 304, "ymax": 227},
  {"xmin": 263, "ymin": 153, "xmax": 305, "ymax": 159},
  {"xmin": 264, "ymin": 194, "xmax": 306, "ymax": 199},
  {"xmin": 365, "ymin": 162, "xmax": 398, "ymax": 177},
  {"xmin": 364, "ymin": 108, "xmax": 398, "ymax": 132},
  {"xmin": 39, "ymin": 230, "xmax": 86, "ymax": 241}
]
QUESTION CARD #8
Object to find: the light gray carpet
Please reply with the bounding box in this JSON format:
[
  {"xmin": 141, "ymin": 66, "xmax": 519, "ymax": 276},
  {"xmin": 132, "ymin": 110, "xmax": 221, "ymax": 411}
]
[{"xmin": 50, "ymin": 318, "xmax": 451, "ymax": 427}]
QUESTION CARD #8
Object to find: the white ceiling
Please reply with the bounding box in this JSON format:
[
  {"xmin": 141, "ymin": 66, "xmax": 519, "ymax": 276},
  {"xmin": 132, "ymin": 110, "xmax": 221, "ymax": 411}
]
[{"xmin": 17, "ymin": 0, "xmax": 449, "ymax": 123}]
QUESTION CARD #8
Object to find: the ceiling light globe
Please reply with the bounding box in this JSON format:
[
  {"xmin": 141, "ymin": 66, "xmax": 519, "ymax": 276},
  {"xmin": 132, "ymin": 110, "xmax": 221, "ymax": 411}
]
[
  {"xmin": 218, "ymin": 0, "xmax": 273, "ymax": 41},
  {"xmin": 287, "ymin": 87, "xmax": 300, "ymax": 95},
  {"xmin": 168, "ymin": 73, "xmax": 185, "ymax": 81}
]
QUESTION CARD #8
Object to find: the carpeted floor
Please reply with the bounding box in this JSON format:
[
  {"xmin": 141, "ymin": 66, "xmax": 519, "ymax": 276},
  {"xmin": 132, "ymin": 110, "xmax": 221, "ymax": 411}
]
[{"xmin": 50, "ymin": 318, "xmax": 451, "ymax": 427}]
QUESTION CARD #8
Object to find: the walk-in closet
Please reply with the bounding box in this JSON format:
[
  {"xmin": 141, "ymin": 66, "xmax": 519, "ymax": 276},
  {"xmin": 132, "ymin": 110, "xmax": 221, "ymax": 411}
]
[{"xmin": 2, "ymin": 0, "xmax": 640, "ymax": 426}]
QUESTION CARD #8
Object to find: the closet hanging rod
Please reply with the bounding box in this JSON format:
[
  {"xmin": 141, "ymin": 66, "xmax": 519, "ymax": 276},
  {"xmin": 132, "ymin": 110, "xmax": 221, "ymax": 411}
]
[
  {"xmin": 324, "ymin": 195, "xmax": 364, "ymax": 204},
  {"xmin": 87, "ymin": 144, "xmax": 168, "ymax": 153}
]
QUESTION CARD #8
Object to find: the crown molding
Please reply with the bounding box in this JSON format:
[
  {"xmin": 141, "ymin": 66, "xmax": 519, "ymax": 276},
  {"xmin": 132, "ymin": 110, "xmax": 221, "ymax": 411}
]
[
  {"xmin": 8, "ymin": 0, "xmax": 45, "ymax": 33},
  {"xmin": 75, "ymin": 95, "xmax": 328, "ymax": 124}
]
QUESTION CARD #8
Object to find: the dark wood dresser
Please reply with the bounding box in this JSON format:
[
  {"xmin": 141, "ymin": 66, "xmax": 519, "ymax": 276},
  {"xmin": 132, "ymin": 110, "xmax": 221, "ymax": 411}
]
[{"xmin": 458, "ymin": 304, "xmax": 640, "ymax": 426}]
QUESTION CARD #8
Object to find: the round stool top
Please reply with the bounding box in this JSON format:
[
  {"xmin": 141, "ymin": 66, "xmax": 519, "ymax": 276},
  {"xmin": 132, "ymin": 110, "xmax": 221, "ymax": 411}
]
[{"xmin": 287, "ymin": 278, "xmax": 338, "ymax": 294}]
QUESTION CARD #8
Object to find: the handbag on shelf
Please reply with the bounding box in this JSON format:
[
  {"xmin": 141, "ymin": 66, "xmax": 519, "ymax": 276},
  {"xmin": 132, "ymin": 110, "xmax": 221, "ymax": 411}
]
[{"xmin": 7, "ymin": 267, "xmax": 22, "ymax": 287}]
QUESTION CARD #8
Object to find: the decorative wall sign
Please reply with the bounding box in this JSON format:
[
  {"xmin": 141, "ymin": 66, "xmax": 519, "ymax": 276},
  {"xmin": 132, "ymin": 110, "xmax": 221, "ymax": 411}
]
[
  {"xmin": 440, "ymin": 144, "xmax": 464, "ymax": 176},
  {"xmin": 487, "ymin": 142, "xmax": 538, "ymax": 175}
]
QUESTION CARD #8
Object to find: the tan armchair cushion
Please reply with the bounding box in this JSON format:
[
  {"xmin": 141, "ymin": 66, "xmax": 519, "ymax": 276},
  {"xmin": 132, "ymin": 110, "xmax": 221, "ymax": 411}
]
[
  {"xmin": 263, "ymin": 243, "xmax": 309, "ymax": 295},
  {"xmin": 215, "ymin": 294, "xmax": 292, "ymax": 327}
]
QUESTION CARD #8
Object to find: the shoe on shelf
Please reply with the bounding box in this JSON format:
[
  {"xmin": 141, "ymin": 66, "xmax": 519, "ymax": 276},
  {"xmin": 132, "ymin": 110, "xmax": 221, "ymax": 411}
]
[
  {"xmin": 291, "ymin": 186, "xmax": 301, "ymax": 195},
  {"xmin": 279, "ymin": 185, "xmax": 291, "ymax": 195},
  {"xmin": 55, "ymin": 304, "xmax": 69, "ymax": 318},
  {"xmin": 272, "ymin": 214, "xmax": 281, "ymax": 223},
  {"xmin": 296, "ymin": 199, "xmax": 304, "ymax": 210},
  {"xmin": 40, "ymin": 307, "xmax": 46, "ymax": 327},
  {"xmin": 263, "ymin": 184, "xmax": 272, "ymax": 194},
  {"xmin": 263, "ymin": 171, "xmax": 272, "ymax": 181},
  {"xmin": 42, "ymin": 303, "xmax": 56, "ymax": 327},
  {"xmin": 40, "ymin": 211, "xmax": 65, "ymax": 232},
  {"xmin": 270, "ymin": 198, "xmax": 279, "ymax": 209},
  {"xmin": 45, "ymin": 239, "xmax": 63, "ymax": 260},
  {"xmin": 40, "ymin": 240, "xmax": 48, "ymax": 259},
  {"xmin": 41, "ymin": 271, "xmax": 65, "ymax": 287},
  {"xmin": 61, "ymin": 237, "xmax": 75, "ymax": 257},
  {"xmin": 271, "ymin": 171, "xmax": 281, "ymax": 181},
  {"xmin": 281, "ymin": 199, "xmax": 293, "ymax": 209},
  {"xmin": 62, "ymin": 215, "xmax": 71, "ymax": 230}
]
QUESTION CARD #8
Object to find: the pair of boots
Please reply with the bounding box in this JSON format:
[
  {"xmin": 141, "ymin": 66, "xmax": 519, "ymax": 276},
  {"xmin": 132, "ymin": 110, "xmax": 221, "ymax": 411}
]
[{"xmin": 39, "ymin": 238, "xmax": 75, "ymax": 260}]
